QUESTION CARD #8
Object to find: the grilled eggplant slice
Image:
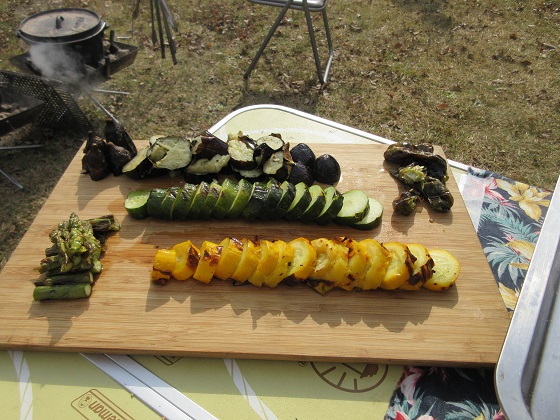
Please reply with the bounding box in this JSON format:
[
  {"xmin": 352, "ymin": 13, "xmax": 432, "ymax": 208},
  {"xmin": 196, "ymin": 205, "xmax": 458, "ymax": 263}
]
[
  {"xmin": 227, "ymin": 134, "xmax": 258, "ymax": 170},
  {"xmin": 186, "ymin": 154, "xmax": 231, "ymax": 174},
  {"xmin": 148, "ymin": 136, "xmax": 193, "ymax": 170},
  {"xmin": 191, "ymin": 132, "xmax": 229, "ymax": 158}
]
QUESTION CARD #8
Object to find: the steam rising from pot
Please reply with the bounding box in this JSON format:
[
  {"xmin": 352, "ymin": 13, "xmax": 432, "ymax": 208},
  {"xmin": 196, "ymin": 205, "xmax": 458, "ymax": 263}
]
[{"xmin": 28, "ymin": 43, "xmax": 88, "ymax": 86}]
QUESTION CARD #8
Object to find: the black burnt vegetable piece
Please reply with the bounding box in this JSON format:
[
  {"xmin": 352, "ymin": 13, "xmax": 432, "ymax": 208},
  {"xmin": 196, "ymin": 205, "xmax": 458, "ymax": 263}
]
[
  {"xmin": 82, "ymin": 144, "xmax": 111, "ymax": 181},
  {"xmin": 392, "ymin": 189, "xmax": 421, "ymax": 216},
  {"xmin": 106, "ymin": 142, "xmax": 134, "ymax": 176},
  {"xmin": 290, "ymin": 143, "xmax": 316, "ymax": 167},
  {"xmin": 191, "ymin": 131, "xmax": 229, "ymax": 158},
  {"xmin": 289, "ymin": 162, "xmax": 314, "ymax": 186},
  {"xmin": 313, "ymin": 154, "xmax": 341, "ymax": 184},
  {"xmin": 385, "ymin": 143, "xmax": 454, "ymax": 213},
  {"xmin": 422, "ymin": 177, "xmax": 454, "ymax": 212},
  {"xmin": 384, "ymin": 142, "xmax": 448, "ymax": 181},
  {"xmin": 104, "ymin": 118, "xmax": 137, "ymax": 156}
]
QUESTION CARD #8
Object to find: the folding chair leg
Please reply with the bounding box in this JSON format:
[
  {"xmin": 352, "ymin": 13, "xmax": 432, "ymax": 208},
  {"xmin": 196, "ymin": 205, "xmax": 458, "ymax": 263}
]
[
  {"xmin": 244, "ymin": 0, "xmax": 294, "ymax": 79},
  {"xmin": 303, "ymin": 2, "xmax": 333, "ymax": 84}
]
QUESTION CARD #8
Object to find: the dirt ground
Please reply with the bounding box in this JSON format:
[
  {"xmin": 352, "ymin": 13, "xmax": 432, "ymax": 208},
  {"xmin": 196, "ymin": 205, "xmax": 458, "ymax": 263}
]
[{"xmin": 1, "ymin": 0, "xmax": 559, "ymax": 269}]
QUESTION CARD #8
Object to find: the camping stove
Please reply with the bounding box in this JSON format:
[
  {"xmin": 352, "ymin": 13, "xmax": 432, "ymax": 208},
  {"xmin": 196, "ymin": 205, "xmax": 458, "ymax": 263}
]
[{"xmin": 11, "ymin": 8, "xmax": 138, "ymax": 90}]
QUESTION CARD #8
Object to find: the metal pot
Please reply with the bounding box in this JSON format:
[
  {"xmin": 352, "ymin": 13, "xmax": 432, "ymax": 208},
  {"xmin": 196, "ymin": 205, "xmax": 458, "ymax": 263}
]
[{"xmin": 16, "ymin": 8, "xmax": 107, "ymax": 69}]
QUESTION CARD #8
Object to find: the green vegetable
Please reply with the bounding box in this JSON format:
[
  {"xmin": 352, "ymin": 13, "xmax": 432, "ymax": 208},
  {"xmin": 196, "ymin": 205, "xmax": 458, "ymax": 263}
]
[
  {"xmin": 283, "ymin": 182, "xmax": 312, "ymax": 221},
  {"xmin": 351, "ymin": 198, "xmax": 384, "ymax": 230},
  {"xmin": 33, "ymin": 284, "xmax": 92, "ymax": 301},
  {"xmin": 335, "ymin": 189, "xmax": 370, "ymax": 226},
  {"xmin": 299, "ymin": 185, "xmax": 326, "ymax": 223},
  {"xmin": 392, "ymin": 189, "xmax": 420, "ymax": 216},
  {"xmin": 126, "ymin": 180, "xmax": 381, "ymax": 229},
  {"xmin": 316, "ymin": 186, "xmax": 344, "ymax": 225},
  {"xmin": 39, "ymin": 213, "xmax": 103, "ymax": 276}
]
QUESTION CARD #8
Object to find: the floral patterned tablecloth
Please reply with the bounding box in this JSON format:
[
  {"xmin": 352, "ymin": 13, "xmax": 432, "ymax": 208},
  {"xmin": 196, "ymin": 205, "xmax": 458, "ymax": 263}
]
[{"xmin": 385, "ymin": 168, "xmax": 553, "ymax": 420}]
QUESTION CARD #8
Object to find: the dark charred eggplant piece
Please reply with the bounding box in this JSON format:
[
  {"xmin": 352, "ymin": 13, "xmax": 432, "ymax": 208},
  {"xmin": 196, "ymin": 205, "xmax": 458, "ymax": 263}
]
[
  {"xmin": 384, "ymin": 142, "xmax": 448, "ymax": 181},
  {"xmin": 289, "ymin": 162, "xmax": 314, "ymax": 186},
  {"xmin": 313, "ymin": 154, "xmax": 341, "ymax": 184},
  {"xmin": 82, "ymin": 144, "xmax": 111, "ymax": 181},
  {"xmin": 392, "ymin": 189, "xmax": 421, "ymax": 216},
  {"xmin": 290, "ymin": 143, "xmax": 316, "ymax": 167},
  {"xmin": 228, "ymin": 134, "xmax": 258, "ymax": 170},
  {"xmin": 253, "ymin": 142, "xmax": 276, "ymax": 166},
  {"xmin": 103, "ymin": 118, "xmax": 137, "ymax": 156},
  {"xmin": 191, "ymin": 132, "xmax": 229, "ymax": 158},
  {"xmin": 83, "ymin": 131, "xmax": 107, "ymax": 155},
  {"xmin": 106, "ymin": 142, "xmax": 134, "ymax": 176},
  {"xmin": 271, "ymin": 163, "xmax": 290, "ymax": 182}
]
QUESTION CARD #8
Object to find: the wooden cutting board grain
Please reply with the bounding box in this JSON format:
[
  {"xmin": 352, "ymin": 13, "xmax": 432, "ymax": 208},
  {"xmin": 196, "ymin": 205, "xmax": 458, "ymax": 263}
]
[{"xmin": 0, "ymin": 142, "xmax": 511, "ymax": 366}]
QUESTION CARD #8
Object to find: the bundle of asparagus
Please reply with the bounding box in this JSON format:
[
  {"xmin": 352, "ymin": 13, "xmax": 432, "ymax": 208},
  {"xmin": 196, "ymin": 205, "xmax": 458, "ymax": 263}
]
[{"xmin": 33, "ymin": 213, "xmax": 120, "ymax": 301}]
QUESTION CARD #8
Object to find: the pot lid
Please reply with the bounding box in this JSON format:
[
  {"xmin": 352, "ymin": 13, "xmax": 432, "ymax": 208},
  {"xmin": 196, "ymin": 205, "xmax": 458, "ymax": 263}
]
[{"xmin": 17, "ymin": 8, "xmax": 105, "ymax": 44}]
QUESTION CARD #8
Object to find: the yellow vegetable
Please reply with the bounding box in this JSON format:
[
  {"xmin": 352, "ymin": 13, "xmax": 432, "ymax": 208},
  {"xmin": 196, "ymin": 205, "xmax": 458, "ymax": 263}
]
[
  {"xmin": 193, "ymin": 241, "xmax": 221, "ymax": 283},
  {"xmin": 399, "ymin": 243, "xmax": 434, "ymax": 291},
  {"xmin": 171, "ymin": 241, "xmax": 200, "ymax": 281},
  {"xmin": 336, "ymin": 237, "xmax": 369, "ymax": 291},
  {"xmin": 151, "ymin": 237, "xmax": 460, "ymax": 294},
  {"xmin": 307, "ymin": 238, "xmax": 348, "ymax": 294},
  {"xmin": 359, "ymin": 239, "xmax": 390, "ymax": 290},
  {"xmin": 230, "ymin": 238, "xmax": 261, "ymax": 283},
  {"xmin": 380, "ymin": 242, "xmax": 414, "ymax": 290},
  {"xmin": 249, "ymin": 239, "xmax": 280, "ymax": 287},
  {"xmin": 265, "ymin": 240, "xmax": 295, "ymax": 287},
  {"xmin": 423, "ymin": 249, "xmax": 460, "ymax": 291},
  {"xmin": 287, "ymin": 237, "xmax": 317, "ymax": 281},
  {"xmin": 152, "ymin": 248, "xmax": 177, "ymax": 284},
  {"xmin": 214, "ymin": 238, "xmax": 243, "ymax": 280}
]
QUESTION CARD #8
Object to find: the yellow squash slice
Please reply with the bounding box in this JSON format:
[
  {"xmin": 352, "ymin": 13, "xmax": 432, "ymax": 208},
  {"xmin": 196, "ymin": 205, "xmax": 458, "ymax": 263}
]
[
  {"xmin": 286, "ymin": 238, "xmax": 317, "ymax": 282},
  {"xmin": 171, "ymin": 241, "xmax": 200, "ymax": 281},
  {"xmin": 248, "ymin": 239, "xmax": 280, "ymax": 287},
  {"xmin": 359, "ymin": 239, "xmax": 390, "ymax": 290},
  {"xmin": 399, "ymin": 243, "xmax": 434, "ymax": 291},
  {"xmin": 265, "ymin": 240, "xmax": 295, "ymax": 287},
  {"xmin": 335, "ymin": 237, "xmax": 369, "ymax": 291},
  {"xmin": 307, "ymin": 238, "xmax": 349, "ymax": 294},
  {"xmin": 423, "ymin": 249, "xmax": 461, "ymax": 291},
  {"xmin": 213, "ymin": 237, "xmax": 244, "ymax": 280},
  {"xmin": 152, "ymin": 248, "xmax": 177, "ymax": 284},
  {"xmin": 230, "ymin": 238, "xmax": 261, "ymax": 283},
  {"xmin": 380, "ymin": 242, "xmax": 414, "ymax": 290},
  {"xmin": 193, "ymin": 241, "xmax": 221, "ymax": 283}
]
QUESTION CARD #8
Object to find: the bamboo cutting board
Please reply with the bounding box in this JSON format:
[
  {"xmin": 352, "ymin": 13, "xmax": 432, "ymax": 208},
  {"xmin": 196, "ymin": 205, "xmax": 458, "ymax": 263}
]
[{"xmin": 0, "ymin": 142, "xmax": 510, "ymax": 367}]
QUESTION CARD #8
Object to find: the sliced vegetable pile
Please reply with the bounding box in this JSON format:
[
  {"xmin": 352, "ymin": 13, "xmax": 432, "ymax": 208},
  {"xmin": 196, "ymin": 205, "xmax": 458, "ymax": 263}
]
[
  {"xmin": 33, "ymin": 213, "xmax": 121, "ymax": 301},
  {"xmin": 122, "ymin": 131, "xmax": 342, "ymax": 186},
  {"xmin": 82, "ymin": 119, "xmax": 138, "ymax": 181},
  {"xmin": 151, "ymin": 236, "xmax": 460, "ymax": 294},
  {"xmin": 125, "ymin": 179, "xmax": 383, "ymax": 230},
  {"xmin": 384, "ymin": 142, "xmax": 454, "ymax": 215}
]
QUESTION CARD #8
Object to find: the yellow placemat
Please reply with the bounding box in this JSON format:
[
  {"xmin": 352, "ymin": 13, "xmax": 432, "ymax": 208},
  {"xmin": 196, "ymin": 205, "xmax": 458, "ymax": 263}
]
[
  {"xmin": 0, "ymin": 351, "xmax": 159, "ymax": 420},
  {"xmin": 132, "ymin": 355, "xmax": 402, "ymax": 419}
]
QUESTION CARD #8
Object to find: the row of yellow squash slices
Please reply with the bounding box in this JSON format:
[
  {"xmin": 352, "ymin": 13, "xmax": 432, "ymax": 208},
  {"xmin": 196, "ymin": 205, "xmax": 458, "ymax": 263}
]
[{"xmin": 151, "ymin": 237, "xmax": 460, "ymax": 294}]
